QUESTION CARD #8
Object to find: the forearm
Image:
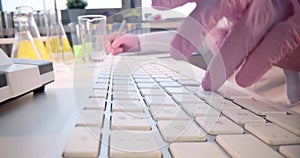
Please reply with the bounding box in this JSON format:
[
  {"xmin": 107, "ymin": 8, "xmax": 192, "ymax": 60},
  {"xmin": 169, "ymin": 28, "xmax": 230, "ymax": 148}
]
[{"xmin": 137, "ymin": 31, "xmax": 175, "ymax": 53}]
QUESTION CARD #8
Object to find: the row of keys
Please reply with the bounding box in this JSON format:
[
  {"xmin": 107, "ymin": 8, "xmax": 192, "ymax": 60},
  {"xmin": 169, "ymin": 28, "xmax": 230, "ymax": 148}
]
[{"xmin": 64, "ymin": 127, "xmax": 300, "ymax": 158}]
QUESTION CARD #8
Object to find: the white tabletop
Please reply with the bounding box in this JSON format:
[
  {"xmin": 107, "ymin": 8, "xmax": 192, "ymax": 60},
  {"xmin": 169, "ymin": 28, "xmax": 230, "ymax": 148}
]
[{"xmin": 0, "ymin": 62, "xmax": 95, "ymax": 158}]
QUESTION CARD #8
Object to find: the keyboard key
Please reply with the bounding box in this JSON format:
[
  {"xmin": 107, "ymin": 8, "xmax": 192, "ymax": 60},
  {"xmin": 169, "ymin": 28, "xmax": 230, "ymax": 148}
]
[
  {"xmin": 222, "ymin": 109, "xmax": 265, "ymax": 124},
  {"xmin": 64, "ymin": 127, "xmax": 101, "ymax": 158},
  {"xmin": 132, "ymin": 74, "xmax": 149, "ymax": 79},
  {"xmin": 96, "ymin": 74, "xmax": 110, "ymax": 79},
  {"xmin": 216, "ymin": 134, "xmax": 284, "ymax": 158},
  {"xmin": 112, "ymin": 100, "xmax": 144, "ymax": 113},
  {"xmin": 140, "ymin": 87, "xmax": 167, "ymax": 96},
  {"xmin": 245, "ymin": 123, "xmax": 300, "ymax": 145},
  {"xmin": 159, "ymin": 81, "xmax": 181, "ymax": 87},
  {"xmin": 157, "ymin": 120, "xmax": 206, "ymax": 142},
  {"xmin": 176, "ymin": 79, "xmax": 200, "ymax": 86},
  {"xmin": 164, "ymin": 87, "xmax": 192, "ymax": 95},
  {"xmin": 150, "ymin": 106, "xmax": 190, "ymax": 121},
  {"xmin": 206, "ymin": 99, "xmax": 241, "ymax": 110},
  {"xmin": 172, "ymin": 94, "xmax": 203, "ymax": 104},
  {"xmin": 113, "ymin": 72, "xmax": 130, "ymax": 76},
  {"xmin": 170, "ymin": 74, "xmax": 190, "ymax": 81},
  {"xmin": 266, "ymin": 114, "xmax": 300, "ymax": 136},
  {"xmin": 110, "ymin": 130, "xmax": 161, "ymax": 158},
  {"xmin": 217, "ymin": 85, "xmax": 250, "ymax": 100},
  {"xmin": 84, "ymin": 98, "xmax": 106, "ymax": 110},
  {"xmin": 134, "ymin": 78, "xmax": 154, "ymax": 83},
  {"xmin": 170, "ymin": 142, "xmax": 227, "ymax": 158},
  {"xmin": 93, "ymin": 82, "xmax": 109, "ymax": 90},
  {"xmin": 112, "ymin": 73, "xmax": 130, "ymax": 77},
  {"xmin": 95, "ymin": 78, "xmax": 110, "ymax": 84},
  {"xmin": 196, "ymin": 116, "xmax": 244, "ymax": 135},
  {"xmin": 185, "ymin": 86, "xmax": 223, "ymax": 101},
  {"xmin": 185, "ymin": 86, "xmax": 202, "ymax": 94},
  {"xmin": 113, "ymin": 79, "xmax": 133, "ymax": 85},
  {"xmin": 199, "ymin": 92, "xmax": 224, "ymax": 102},
  {"xmin": 111, "ymin": 112, "xmax": 150, "ymax": 130},
  {"xmin": 89, "ymin": 90, "xmax": 107, "ymax": 98},
  {"xmin": 181, "ymin": 102, "xmax": 220, "ymax": 117},
  {"xmin": 151, "ymin": 74, "xmax": 167, "ymax": 79},
  {"xmin": 113, "ymin": 71, "xmax": 130, "ymax": 75},
  {"xmin": 166, "ymin": 73, "xmax": 180, "ymax": 79},
  {"xmin": 76, "ymin": 110, "xmax": 104, "ymax": 128},
  {"xmin": 144, "ymin": 95, "xmax": 177, "ymax": 107},
  {"xmin": 155, "ymin": 78, "xmax": 174, "ymax": 82},
  {"xmin": 113, "ymin": 85, "xmax": 136, "ymax": 92},
  {"xmin": 234, "ymin": 98, "xmax": 287, "ymax": 115},
  {"xmin": 113, "ymin": 91, "xmax": 140, "ymax": 100},
  {"xmin": 279, "ymin": 145, "xmax": 300, "ymax": 158},
  {"xmin": 137, "ymin": 82, "xmax": 160, "ymax": 89}
]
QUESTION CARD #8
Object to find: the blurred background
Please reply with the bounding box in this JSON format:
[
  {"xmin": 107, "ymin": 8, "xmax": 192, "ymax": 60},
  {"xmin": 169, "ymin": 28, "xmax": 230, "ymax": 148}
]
[{"xmin": 0, "ymin": 0, "xmax": 196, "ymax": 57}]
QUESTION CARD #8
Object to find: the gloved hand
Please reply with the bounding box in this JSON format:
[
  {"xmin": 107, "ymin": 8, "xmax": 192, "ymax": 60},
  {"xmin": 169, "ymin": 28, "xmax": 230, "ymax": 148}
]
[
  {"xmin": 202, "ymin": 0, "xmax": 300, "ymax": 91},
  {"xmin": 106, "ymin": 32, "xmax": 140, "ymax": 55},
  {"xmin": 161, "ymin": 0, "xmax": 300, "ymax": 91}
]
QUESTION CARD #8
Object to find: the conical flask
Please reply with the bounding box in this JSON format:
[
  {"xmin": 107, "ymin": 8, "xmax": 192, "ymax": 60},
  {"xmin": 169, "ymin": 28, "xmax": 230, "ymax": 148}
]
[
  {"xmin": 15, "ymin": 6, "xmax": 50, "ymax": 60},
  {"xmin": 49, "ymin": 21, "xmax": 74, "ymax": 63},
  {"xmin": 11, "ymin": 15, "xmax": 41, "ymax": 60},
  {"xmin": 42, "ymin": 9, "xmax": 55, "ymax": 61}
]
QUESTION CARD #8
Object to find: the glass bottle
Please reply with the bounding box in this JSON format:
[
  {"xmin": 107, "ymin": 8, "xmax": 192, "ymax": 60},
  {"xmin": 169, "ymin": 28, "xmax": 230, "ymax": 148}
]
[
  {"xmin": 14, "ymin": 6, "xmax": 51, "ymax": 60},
  {"xmin": 11, "ymin": 15, "xmax": 41, "ymax": 60}
]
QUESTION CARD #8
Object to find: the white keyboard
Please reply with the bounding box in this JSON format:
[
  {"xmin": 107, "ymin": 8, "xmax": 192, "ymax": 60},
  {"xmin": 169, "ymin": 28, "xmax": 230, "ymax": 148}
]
[{"xmin": 63, "ymin": 56, "xmax": 300, "ymax": 158}]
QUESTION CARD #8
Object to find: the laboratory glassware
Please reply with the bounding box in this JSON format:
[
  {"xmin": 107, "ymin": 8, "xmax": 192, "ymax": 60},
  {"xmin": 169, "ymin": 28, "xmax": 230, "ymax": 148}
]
[
  {"xmin": 14, "ymin": 6, "xmax": 50, "ymax": 60},
  {"xmin": 11, "ymin": 15, "xmax": 41, "ymax": 60}
]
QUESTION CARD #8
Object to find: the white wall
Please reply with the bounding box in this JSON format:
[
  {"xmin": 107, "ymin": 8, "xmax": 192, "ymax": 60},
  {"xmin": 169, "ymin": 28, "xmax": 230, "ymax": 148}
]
[
  {"xmin": 1, "ymin": 0, "xmax": 195, "ymax": 20},
  {"xmin": 1, "ymin": 0, "xmax": 122, "ymax": 12},
  {"xmin": 141, "ymin": 0, "xmax": 196, "ymax": 20},
  {"xmin": 2, "ymin": 0, "xmax": 45, "ymax": 11}
]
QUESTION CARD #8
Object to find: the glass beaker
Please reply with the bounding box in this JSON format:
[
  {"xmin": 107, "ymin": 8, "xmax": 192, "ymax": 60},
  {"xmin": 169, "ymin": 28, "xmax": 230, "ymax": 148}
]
[
  {"xmin": 15, "ymin": 6, "xmax": 50, "ymax": 60},
  {"xmin": 11, "ymin": 16, "xmax": 41, "ymax": 60},
  {"xmin": 78, "ymin": 15, "xmax": 108, "ymax": 61}
]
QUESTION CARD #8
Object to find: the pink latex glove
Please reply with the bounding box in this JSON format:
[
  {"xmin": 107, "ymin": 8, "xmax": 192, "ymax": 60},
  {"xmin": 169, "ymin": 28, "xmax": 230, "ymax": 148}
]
[
  {"xmin": 205, "ymin": 26, "xmax": 231, "ymax": 55},
  {"xmin": 162, "ymin": 0, "xmax": 300, "ymax": 91},
  {"xmin": 152, "ymin": 0, "xmax": 197, "ymax": 10},
  {"xmin": 106, "ymin": 32, "xmax": 140, "ymax": 55},
  {"xmin": 168, "ymin": 0, "xmax": 249, "ymax": 60},
  {"xmin": 202, "ymin": 0, "xmax": 300, "ymax": 91}
]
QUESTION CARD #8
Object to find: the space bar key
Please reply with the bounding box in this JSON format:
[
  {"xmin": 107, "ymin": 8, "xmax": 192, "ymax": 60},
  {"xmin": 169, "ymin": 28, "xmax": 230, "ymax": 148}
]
[{"xmin": 216, "ymin": 134, "xmax": 284, "ymax": 158}]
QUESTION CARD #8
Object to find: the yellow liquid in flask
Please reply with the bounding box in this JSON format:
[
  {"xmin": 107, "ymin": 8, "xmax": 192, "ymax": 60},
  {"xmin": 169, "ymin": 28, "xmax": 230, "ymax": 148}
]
[
  {"xmin": 34, "ymin": 39, "xmax": 49, "ymax": 60},
  {"xmin": 51, "ymin": 36, "xmax": 72, "ymax": 53},
  {"xmin": 17, "ymin": 40, "xmax": 41, "ymax": 60}
]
